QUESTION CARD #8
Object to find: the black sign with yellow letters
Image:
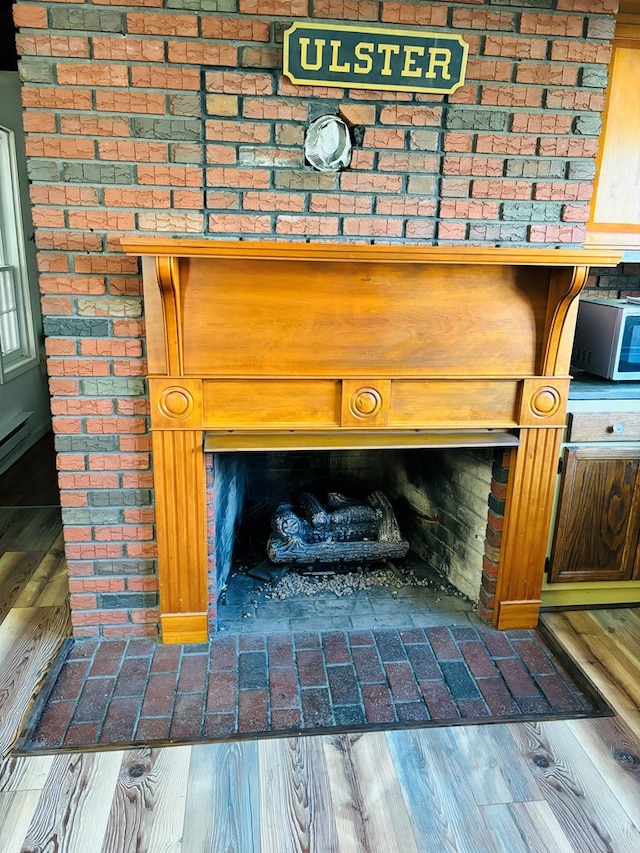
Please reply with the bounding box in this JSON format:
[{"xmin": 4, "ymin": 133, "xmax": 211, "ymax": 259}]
[{"xmin": 283, "ymin": 22, "xmax": 469, "ymax": 95}]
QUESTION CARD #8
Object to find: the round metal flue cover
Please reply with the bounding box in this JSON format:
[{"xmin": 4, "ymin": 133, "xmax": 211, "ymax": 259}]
[{"xmin": 304, "ymin": 115, "xmax": 352, "ymax": 172}]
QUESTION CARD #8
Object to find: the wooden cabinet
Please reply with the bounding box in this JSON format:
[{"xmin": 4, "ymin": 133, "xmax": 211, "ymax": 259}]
[{"xmin": 548, "ymin": 442, "xmax": 640, "ymax": 584}]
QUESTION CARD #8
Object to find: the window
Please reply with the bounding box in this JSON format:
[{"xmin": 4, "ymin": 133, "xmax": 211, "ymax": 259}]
[{"xmin": 0, "ymin": 125, "xmax": 35, "ymax": 381}]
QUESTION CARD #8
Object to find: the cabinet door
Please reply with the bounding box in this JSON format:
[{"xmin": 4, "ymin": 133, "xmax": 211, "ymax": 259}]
[{"xmin": 548, "ymin": 446, "xmax": 640, "ymax": 583}]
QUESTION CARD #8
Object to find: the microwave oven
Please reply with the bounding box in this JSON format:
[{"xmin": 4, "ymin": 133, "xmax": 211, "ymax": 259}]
[{"xmin": 572, "ymin": 297, "xmax": 640, "ymax": 381}]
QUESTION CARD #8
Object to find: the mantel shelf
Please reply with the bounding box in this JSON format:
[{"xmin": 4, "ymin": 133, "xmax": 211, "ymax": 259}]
[{"xmin": 204, "ymin": 429, "xmax": 520, "ymax": 452}]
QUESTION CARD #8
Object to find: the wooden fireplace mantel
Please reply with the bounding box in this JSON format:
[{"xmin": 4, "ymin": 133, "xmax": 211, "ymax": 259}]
[{"xmin": 122, "ymin": 238, "xmax": 622, "ymax": 643}]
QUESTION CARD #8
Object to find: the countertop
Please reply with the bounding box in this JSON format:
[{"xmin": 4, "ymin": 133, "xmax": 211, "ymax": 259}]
[{"xmin": 569, "ymin": 372, "xmax": 640, "ymax": 400}]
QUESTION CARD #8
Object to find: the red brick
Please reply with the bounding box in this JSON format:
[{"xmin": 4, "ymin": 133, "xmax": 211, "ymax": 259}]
[
  {"xmin": 126, "ymin": 11, "xmax": 197, "ymax": 36},
  {"xmin": 206, "ymin": 70, "xmax": 274, "ymax": 96},
  {"xmin": 22, "ymin": 112, "xmax": 56, "ymax": 133},
  {"xmin": 206, "ymin": 167, "xmax": 271, "ymax": 189},
  {"xmin": 22, "ymin": 87, "xmax": 93, "ymax": 111},
  {"xmin": 60, "ymin": 115, "xmax": 130, "ymax": 137},
  {"xmin": 466, "ymin": 59, "xmax": 514, "ymax": 82},
  {"xmin": 239, "ymin": 0, "xmax": 308, "ymax": 13},
  {"xmin": 276, "ymin": 215, "xmax": 340, "ymax": 236},
  {"xmin": 440, "ymin": 200, "xmax": 500, "ymax": 219},
  {"xmin": 206, "ymin": 120, "xmax": 271, "ymax": 143},
  {"xmin": 96, "ymin": 91, "xmax": 166, "ymax": 115},
  {"xmin": 168, "ymin": 43, "xmax": 237, "ymax": 66},
  {"xmin": 511, "ymin": 114, "xmax": 573, "ymax": 135},
  {"xmin": 130, "ymin": 66, "xmax": 200, "ymax": 91},
  {"xmin": 209, "ymin": 213, "xmax": 272, "ymax": 234},
  {"xmin": 98, "ymin": 141, "xmax": 168, "ymax": 162},
  {"xmin": 550, "ymin": 40, "xmax": 612, "ymax": 64},
  {"xmin": 201, "ymin": 17, "xmax": 270, "ymax": 40},
  {"xmin": 40, "ymin": 276, "xmax": 106, "ymax": 295},
  {"xmin": 484, "ymin": 35, "xmax": 548, "ymax": 59},
  {"xmin": 313, "ymin": 0, "xmax": 378, "ymax": 19},
  {"xmin": 382, "ymin": 2, "xmax": 448, "ymax": 26},
  {"xmin": 520, "ymin": 12, "xmax": 584, "ymax": 36},
  {"xmin": 481, "ymin": 85, "xmax": 543, "ymax": 107},
  {"xmin": 27, "ymin": 137, "xmax": 96, "ymax": 159},
  {"xmin": 472, "ymin": 180, "xmax": 532, "ymax": 200},
  {"xmin": 538, "ymin": 137, "xmax": 599, "ymax": 157},
  {"xmin": 92, "ymin": 36, "xmax": 165, "ymax": 63},
  {"xmin": 561, "ymin": 204, "xmax": 590, "ymax": 222},
  {"xmin": 442, "ymin": 156, "xmax": 505, "ymax": 177},
  {"xmin": 515, "ymin": 63, "xmax": 578, "ymax": 86},
  {"xmin": 380, "ymin": 105, "xmax": 441, "ymax": 126},
  {"xmin": 475, "ymin": 135, "xmax": 537, "ymax": 156},
  {"xmin": 13, "ymin": 4, "xmax": 47, "ymax": 28},
  {"xmin": 136, "ymin": 165, "xmax": 201, "ymax": 187},
  {"xmin": 452, "ymin": 9, "xmax": 514, "ymax": 30},
  {"xmin": 244, "ymin": 191, "xmax": 305, "ymax": 212},
  {"xmin": 17, "ymin": 34, "xmax": 89, "ymax": 58},
  {"xmin": 363, "ymin": 128, "xmax": 405, "ymax": 149},
  {"xmin": 57, "ymin": 63, "xmax": 129, "ymax": 87}
]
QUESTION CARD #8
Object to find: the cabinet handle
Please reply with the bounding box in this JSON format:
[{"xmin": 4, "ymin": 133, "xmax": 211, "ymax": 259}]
[{"xmin": 610, "ymin": 423, "xmax": 625, "ymax": 434}]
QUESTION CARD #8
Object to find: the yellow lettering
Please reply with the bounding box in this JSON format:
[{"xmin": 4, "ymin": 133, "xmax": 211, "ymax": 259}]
[
  {"xmin": 377, "ymin": 43, "xmax": 401, "ymax": 76},
  {"xmin": 425, "ymin": 47, "xmax": 452, "ymax": 80},
  {"xmin": 299, "ymin": 37, "xmax": 325, "ymax": 71},
  {"xmin": 353, "ymin": 42, "xmax": 374, "ymax": 75},
  {"xmin": 401, "ymin": 45, "xmax": 425, "ymax": 78},
  {"xmin": 329, "ymin": 40, "xmax": 350, "ymax": 73}
]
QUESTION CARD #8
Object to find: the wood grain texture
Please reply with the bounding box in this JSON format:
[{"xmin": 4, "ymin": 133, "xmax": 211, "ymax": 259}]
[
  {"xmin": 22, "ymin": 752, "xmax": 123, "ymax": 853},
  {"xmin": 541, "ymin": 610, "xmax": 640, "ymax": 740},
  {"xmin": 0, "ymin": 790, "xmax": 41, "ymax": 853},
  {"xmin": 121, "ymin": 237, "xmax": 622, "ymax": 267},
  {"xmin": 441, "ymin": 722, "xmax": 541, "ymax": 807},
  {"xmin": 495, "ymin": 427, "xmax": 564, "ymax": 625},
  {"xmin": 509, "ymin": 720, "xmax": 640, "ymax": 852},
  {"xmin": 568, "ymin": 411, "xmax": 640, "ymax": 443},
  {"xmin": 386, "ymin": 726, "xmax": 495, "ymax": 853},
  {"xmin": 152, "ymin": 429, "xmax": 208, "ymax": 642},
  {"xmin": 0, "ymin": 603, "xmax": 71, "ymax": 756},
  {"xmin": 183, "ymin": 741, "xmax": 259, "ymax": 853},
  {"xmin": 14, "ymin": 534, "xmax": 68, "ymax": 608},
  {"xmin": 549, "ymin": 448, "xmax": 640, "ymax": 583},
  {"xmin": 258, "ymin": 736, "xmax": 341, "ymax": 853},
  {"xmin": 101, "ymin": 747, "xmax": 191, "ymax": 853}
]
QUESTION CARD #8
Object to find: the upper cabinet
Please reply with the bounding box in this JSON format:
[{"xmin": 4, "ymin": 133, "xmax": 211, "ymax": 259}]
[{"xmin": 586, "ymin": 8, "xmax": 640, "ymax": 251}]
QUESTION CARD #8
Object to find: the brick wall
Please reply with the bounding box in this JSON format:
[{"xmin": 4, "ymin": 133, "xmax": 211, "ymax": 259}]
[{"xmin": 13, "ymin": 0, "xmax": 617, "ymax": 638}]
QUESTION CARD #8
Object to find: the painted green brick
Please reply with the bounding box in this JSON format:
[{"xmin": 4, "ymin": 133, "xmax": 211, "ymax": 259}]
[
  {"xmin": 586, "ymin": 16, "xmax": 616, "ymax": 40},
  {"xmin": 501, "ymin": 202, "xmax": 562, "ymax": 221},
  {"xmin": 567, "ymin": 159, "xmax": 597, "ymax": 180},
  {"xmin": 62, "ymin": 164, "xmax": 135, "ymax": 184},
  {"xmin": 43, "ymin": 318, "xmax": 111, "ymax": 337},
  {"xmin": 27, "ymin": 161, "xmax": 60, "ymax": 182},
  {"xmin": 55, "ymin": 435, "xmax": 117, "ymax": 452},
  {"xmin": 170, "ymin": 143, "xmax": 202, "ymax": 164},
  {"xmin": 505, "ymin": 159, "xmax": 566, "ymax": 179},
  {"xmin": 132, "ymin": 118, "xmax": 202, "ymax": 141},
  {"xmin": 89, "ymin": 489, "xmax": 152, "ymax": 507},
  {"xmin": 468, "ymin": 224, "xmax": 528, "ymax": 242},
  {"xmin": 18, "ymin": 59, "xmax": 53, "ymax": 84},
  {"xmin": 574, "ymin": 114, "xmax": 602, "ymax": 136},
  {"xmin": 99, "ymin": 592, "xmax": 158, "ymax": 609},
  {"xmin": 80, "ymin": 378, "xmax": 147, "ymax": 397},
  {"xmin": 169, "ymin": 95, "xmax": 202, "ymax": 117},
  {"xmin": 50, "ymin": 8, "xmax": 124, "ymax": 33},
  {"xmin": 581, "ymin": 66, "xmax": 608, "ymax": 88},
  {"xmin": 95, "ymin": 560, "xmax": 156, "ymax": 576},
  {"xmin": 447, "ymin": 109, "xmax": 509, "ymax": 132},
  {"xmin": 61, "ymin": 508, "xmax": 122, "ymax": 525}
]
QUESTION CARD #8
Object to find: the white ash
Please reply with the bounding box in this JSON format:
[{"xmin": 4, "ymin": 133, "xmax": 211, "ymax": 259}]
[{"xmin": 264, "ymin": 567, "xmax": 464, "ymax": 600}]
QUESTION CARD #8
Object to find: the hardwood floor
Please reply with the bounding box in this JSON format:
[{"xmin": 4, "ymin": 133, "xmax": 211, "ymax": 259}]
[{"xmin": 1, "ymin": 443, "xmax": 640, "ymax": 850}]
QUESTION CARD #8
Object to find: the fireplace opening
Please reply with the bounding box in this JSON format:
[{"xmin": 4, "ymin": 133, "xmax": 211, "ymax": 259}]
[{"xmin": 206, "ymin": 446, "xmax": 505, "ymax": 632}]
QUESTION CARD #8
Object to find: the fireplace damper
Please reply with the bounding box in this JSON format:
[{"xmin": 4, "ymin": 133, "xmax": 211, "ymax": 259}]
[{"xmin": 122, "ymin": 238, "xmax": 621, "ymax": 643}]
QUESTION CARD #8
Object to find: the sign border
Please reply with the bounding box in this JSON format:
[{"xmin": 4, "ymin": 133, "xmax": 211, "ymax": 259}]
[{"xmin": 283, "ymin": 21, "xmax": 469, "ymax": 95}]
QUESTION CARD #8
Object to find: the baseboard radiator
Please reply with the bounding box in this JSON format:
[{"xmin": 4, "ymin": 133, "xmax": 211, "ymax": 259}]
[{"xmin": 0, "ymin": 412, "xmax": 32, "ymax": 467}]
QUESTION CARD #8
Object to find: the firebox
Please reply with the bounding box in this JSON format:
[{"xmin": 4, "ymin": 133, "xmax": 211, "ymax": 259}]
[
  {"xmin": 122, "ymin": 238, "xmax": 621, "ymax": 644},
  {"xmin": 206, "ymin": 446, "xmax": 503, "ymax": 633}
]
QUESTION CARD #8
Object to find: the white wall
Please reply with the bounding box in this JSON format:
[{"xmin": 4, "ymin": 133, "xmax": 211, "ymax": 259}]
[{"xmin": 0, "ymin": 71, "xmax": 51, "ymax": 474}]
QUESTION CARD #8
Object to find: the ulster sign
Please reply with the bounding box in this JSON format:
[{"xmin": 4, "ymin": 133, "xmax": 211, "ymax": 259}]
[{"xmin": 283, "ymin": 22, "xmax": 468, "ymax": 95}]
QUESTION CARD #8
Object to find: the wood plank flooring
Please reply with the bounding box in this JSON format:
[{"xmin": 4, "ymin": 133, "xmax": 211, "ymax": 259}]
[{"xmin": 2, "ymin": 442, "xmax": 640, "ymax": 850}]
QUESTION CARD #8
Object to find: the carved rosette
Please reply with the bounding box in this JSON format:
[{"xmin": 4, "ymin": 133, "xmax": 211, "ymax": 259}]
[
  {"xmin": 341, "ymin": 379, "xmax": 390, "ymax": 427},
  {"xmin": 150, "ymin": 378, "xmax": 203, "ymax": 431},
  {"xmin": 518, "ymin": 377, "xmax": 570, "ymax": 427}
]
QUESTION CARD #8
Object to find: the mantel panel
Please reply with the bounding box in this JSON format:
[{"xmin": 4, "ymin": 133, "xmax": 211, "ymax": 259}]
[{"xmin": 180, "ymin": 258, "xmax": 546, "ymax": 378}]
